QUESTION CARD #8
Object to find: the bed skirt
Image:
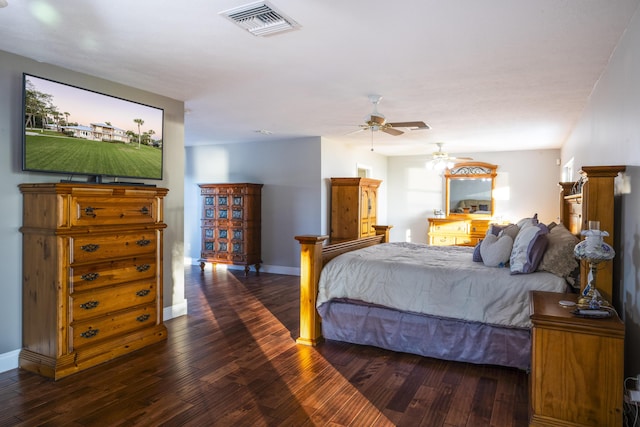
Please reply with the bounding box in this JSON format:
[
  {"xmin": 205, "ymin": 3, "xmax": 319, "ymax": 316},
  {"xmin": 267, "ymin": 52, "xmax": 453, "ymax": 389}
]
[{"xmin": 318, "ymin": 300, "xmax": 531, "ymax": 370}]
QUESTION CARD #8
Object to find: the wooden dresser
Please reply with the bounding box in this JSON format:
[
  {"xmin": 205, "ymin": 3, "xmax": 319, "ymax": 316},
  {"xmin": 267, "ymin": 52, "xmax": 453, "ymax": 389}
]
[
  {"xmin": 19, "ymin": 183, "xmax": 168, "ymax": 379},
  {"xmin": 529, "ymin": 291, "xmax": 624, "ymax": 427},
  {"xmin": 330, "ymin": 177, "xmax": 381, "ymax": 242},
  {"xmin": 427, "ymin": 217, "xmax": 491, "ymax": 246},
  {"xmin": 198, "ymin": 183, "xmax": 262, "ymax": 275}
]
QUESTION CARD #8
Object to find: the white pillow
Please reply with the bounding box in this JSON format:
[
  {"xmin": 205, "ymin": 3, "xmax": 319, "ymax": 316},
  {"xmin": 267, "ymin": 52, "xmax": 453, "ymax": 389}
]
[{"xmin": 480, "ymin": 234, "xmax": 514, "ymax": 267}]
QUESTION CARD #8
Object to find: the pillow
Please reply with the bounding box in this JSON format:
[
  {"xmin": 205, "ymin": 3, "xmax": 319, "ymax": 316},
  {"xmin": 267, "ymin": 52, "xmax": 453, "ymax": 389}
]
[
  {"xmin": 472, "ymin": 240, "xmax": 483, "ymax": 262},
  {"xmin": 517, "ymin": 213, "xmax": 539, "ymax": 229},
  {"xmin": 510, "ymin": 223, "xmax": 549, "ymax": 274},
  {"xmin": 479, "ymin": 204, "xmax": 489, "ymax": 211},
  {"xmin": 537, "ymin": 223, "xmax": 579, "ymax": 278},
  {"xmin": 488, "ymin": 223, "xmax": 519, "ymax": 240},
  {"xmin": 480, "ymin": 233, "xmax": 514, "ymax": 267}
]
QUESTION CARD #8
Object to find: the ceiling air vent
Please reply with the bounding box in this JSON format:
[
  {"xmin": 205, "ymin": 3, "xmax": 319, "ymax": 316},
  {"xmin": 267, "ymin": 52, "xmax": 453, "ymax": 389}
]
[{"xmin": 220, "ymin": 1, "xmax": 300, "ymax": 37}]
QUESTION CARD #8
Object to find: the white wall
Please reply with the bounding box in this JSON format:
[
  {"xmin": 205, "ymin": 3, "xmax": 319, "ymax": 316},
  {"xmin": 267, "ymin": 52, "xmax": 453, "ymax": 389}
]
[
  {"xmin": 387, "ymin": 149, "xmax": 561, "ymax": 243},
  {"xmin": 184, "ymin": 137, "xmax": 389, "ymax": 273},
  {"xmin": 184, "ymin": 138, "xmax": 323, "ymax": 274},
  {"xmin": 321, "ymin": 138, "xmax": 388, "ymax": 236},
  {"xmin": 561, "ymin": 4, "xmax": 640, "ymax": 377},
  {"xmin": 0, "ymin": 50, "xmax": 185, "ymax": 370}
]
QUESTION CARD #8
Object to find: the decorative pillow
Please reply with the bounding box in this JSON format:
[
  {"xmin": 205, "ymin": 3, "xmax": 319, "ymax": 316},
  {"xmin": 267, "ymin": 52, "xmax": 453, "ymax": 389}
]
[
  {"xmin": 479, "ymin": 204, "xmax": 489, "ymax": 211},
  {"xmin": 499, "ymin": 224, "xmax": 520, "ymax": 241},
  {"xmin": 537, "ymin": 223, "xmax": 579, "ymax": 278},
  {"xmin": 510, "ymin": 223, "xmax": 549, "ymax": 274},
  {"xmin": 472, "ymin": 240, "xmax": 483, "ymax": 262},
  {"xmin": 516, "ymin": 213, "xmax": 539, "ymax": 229},
  {"xmin": 488, "ymin": 223, "xmax": 516, "ymax": 237},
  {"xmin": 480, "ymin": 233, "xmax": 514, "ymax": 267}
]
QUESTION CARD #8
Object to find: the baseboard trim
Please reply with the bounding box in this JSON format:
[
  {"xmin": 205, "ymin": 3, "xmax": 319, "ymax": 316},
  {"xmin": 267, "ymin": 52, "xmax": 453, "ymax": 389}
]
[
  {"xmin": 0, "ymin": 349, "xmax": 20, "ymax": 374},
  {"xmin": 164, "ymin": 299, "xmax": 188, "ymax": 320},
  {"xmin": 188, "ymin": 259, "xmax": 300, "ymax": 276}
]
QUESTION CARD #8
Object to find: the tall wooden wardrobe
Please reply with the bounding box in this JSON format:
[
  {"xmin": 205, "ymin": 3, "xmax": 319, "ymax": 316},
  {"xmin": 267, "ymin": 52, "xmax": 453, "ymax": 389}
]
[{"xmin": 330, "ymin": 177, "xmax": 381, "ymax": 242}]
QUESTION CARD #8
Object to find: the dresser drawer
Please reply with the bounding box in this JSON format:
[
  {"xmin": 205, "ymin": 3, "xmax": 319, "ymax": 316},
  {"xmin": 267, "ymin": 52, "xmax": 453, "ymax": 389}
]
[
  {"xmin": 70, "ymin": 232, "xmax": 157, "ymax": 264},
  {"xmin": 430, "ymin": 235, "xmax": 456, "ymax": 246},
  {"xmin": 70, "ymin": 256, "xmax": 157, "ymax": 292},
  {"xmin": 469, "ymin": 221, "xmax": 489, "ymax": 235},
  {"xmin": 71, "ymin": 197, "xmax": 158, "ymax": 226},
  {"xmin": 71, "ymin": 281, "xmax": 157, "ymax": 322},
  {"xmin": 71, "ymin": 304, "xmax": 157, "ymax": 348},
  {"xmin": 431, "ymin": 221, "xmax": 468, "ymax": 234}
]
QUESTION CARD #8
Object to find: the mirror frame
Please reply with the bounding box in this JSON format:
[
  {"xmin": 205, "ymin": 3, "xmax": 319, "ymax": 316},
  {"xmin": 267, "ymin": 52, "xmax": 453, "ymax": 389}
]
[{"xmin": 444, "ymin": 162, "xmax": 498, "ymax": 218}]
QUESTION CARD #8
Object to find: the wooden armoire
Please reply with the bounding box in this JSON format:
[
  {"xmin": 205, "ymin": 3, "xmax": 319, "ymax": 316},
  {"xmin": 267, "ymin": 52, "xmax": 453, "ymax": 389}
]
[
  {"xmin": 198, "ymin": 183, "xmax": 262, "ymax": 275},
  {"xmin": 19, "ymin": 183, "xmax": 168, "ymax": 379},
  {"xmin": 330, "ymin": 177, "xmax": 381, "ymax": 242}
]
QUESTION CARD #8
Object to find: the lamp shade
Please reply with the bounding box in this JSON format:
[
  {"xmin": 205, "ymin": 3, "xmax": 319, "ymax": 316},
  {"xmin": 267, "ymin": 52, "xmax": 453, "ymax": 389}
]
[{"xmin": 573, "ymin": 229, "xmax": 615, "ymax": 261}]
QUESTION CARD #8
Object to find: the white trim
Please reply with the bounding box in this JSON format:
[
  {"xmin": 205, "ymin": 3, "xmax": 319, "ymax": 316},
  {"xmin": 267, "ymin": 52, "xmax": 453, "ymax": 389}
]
[
  {"xmin": 164, "ymin": 300, "xmax": 188, "ymax": 320},
  {"xmin": 0, "ymin": 349, "xmax": 20, "ymax": 374}
]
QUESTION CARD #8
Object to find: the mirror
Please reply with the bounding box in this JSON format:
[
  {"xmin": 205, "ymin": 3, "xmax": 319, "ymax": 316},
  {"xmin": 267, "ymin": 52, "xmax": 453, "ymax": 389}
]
[{"xmin": 445, "ymin": 162, "xmax": 497, "ymax": 217}]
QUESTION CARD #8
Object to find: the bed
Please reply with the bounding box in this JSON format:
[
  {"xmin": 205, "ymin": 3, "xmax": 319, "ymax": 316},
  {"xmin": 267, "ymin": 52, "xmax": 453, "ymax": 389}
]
[{"xmin": 294, "ymin": 166, "xmax": 624, "ymax": 370}]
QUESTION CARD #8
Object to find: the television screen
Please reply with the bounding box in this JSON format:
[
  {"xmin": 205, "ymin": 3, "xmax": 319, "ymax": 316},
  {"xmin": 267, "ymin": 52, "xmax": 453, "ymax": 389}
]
[{"xmin": 22, "ymin": 73, "xmax": 164, "ymax": 182}]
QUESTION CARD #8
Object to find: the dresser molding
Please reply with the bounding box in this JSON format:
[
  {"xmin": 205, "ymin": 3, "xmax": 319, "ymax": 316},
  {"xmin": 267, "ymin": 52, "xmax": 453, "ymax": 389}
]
[{"xmin": 19, "ymin": 183, "xmax": 168, "ymax": 379}]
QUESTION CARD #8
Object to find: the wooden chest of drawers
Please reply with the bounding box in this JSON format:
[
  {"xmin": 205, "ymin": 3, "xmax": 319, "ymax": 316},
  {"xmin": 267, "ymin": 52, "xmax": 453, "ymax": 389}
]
[
  {"xmin": 427, "ymin": 217, "xmax": 490, "ymax": 246},
  {"xmin": 19, "ymin": 183, "xmax": 168, "ymax": 379},
  {"xmin": 198, "ymin": 183, "xmax": 262, "ymax": 275}
]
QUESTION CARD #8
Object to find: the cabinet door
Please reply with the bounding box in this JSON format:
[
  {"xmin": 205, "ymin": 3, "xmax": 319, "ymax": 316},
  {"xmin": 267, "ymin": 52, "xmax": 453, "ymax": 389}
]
[{"xmin": 360, "ymin": 186, "xmax": 377, "ymax": 236}]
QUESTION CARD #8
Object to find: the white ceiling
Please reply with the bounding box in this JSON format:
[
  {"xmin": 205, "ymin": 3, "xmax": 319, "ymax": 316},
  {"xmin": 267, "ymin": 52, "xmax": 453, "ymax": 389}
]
[{"xmin": 1, "ymin": 0, "xmax": 638, "ymax": 156}]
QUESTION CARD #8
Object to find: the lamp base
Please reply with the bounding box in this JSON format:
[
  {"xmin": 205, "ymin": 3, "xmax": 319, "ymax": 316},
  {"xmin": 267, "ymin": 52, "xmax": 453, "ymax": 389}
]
[{"xmin": 577, "ymin": 287, "xmax": 609, "ymax": 309}]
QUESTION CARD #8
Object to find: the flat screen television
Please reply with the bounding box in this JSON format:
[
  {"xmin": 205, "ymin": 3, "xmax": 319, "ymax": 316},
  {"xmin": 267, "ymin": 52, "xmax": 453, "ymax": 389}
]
[{"xmin": 22, "ymin": 73, "xmax": 164, "ymax": 183}]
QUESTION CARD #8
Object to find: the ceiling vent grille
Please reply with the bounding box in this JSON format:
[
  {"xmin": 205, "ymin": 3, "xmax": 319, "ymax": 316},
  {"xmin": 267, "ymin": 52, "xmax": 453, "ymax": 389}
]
[{"xmin": 220, "ymin": 1, "xmax": 300, "ymax": 37}]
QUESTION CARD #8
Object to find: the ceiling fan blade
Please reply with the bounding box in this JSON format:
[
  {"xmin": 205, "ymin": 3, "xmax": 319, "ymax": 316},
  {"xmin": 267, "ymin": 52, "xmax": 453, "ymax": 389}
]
[
  {"xmin": 382, "ymin": 127, "xmax": 403, "ymax": 136},
  {"xmin": 388, "ymin": 121, "xmax": 431, "ymax": 130},
  {"xmin": 346, "ymin": 127, "xmax": 367, "ymax": 136},
  {"xmin": 370, "ymin": 115, "xmax": 386, "ymax": 125}
]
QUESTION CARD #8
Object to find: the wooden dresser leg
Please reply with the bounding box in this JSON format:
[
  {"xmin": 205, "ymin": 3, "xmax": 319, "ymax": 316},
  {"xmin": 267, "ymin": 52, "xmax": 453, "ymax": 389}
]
[{"xmin": 199, "ymin": 261, "xmax": 206, "ymax": 271}]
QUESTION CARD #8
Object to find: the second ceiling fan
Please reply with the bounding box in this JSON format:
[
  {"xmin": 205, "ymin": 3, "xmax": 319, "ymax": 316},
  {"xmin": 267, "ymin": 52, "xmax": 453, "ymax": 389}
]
[{"xmin": 354, "ymin": 95, "xmax": 431, "ymax": 136}]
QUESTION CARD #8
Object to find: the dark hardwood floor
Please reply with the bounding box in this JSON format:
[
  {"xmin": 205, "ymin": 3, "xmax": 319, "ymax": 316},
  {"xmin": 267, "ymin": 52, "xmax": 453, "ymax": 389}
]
[{"xmin": 0, "ymin": 266, "xmax": 529, "ymax": 426}]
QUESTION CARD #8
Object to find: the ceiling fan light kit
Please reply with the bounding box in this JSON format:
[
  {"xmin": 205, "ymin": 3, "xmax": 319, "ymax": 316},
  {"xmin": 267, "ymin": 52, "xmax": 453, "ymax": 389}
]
[{"xmin": 426, "ymin": 143, "xmax": 473, "ymax": 171}]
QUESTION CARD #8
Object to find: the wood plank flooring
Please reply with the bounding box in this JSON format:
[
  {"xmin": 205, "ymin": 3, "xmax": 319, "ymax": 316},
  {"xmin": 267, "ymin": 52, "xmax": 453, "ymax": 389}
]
[{"xmin": 0, "ymin": 266, "xmax": 529, "ymax": 426}]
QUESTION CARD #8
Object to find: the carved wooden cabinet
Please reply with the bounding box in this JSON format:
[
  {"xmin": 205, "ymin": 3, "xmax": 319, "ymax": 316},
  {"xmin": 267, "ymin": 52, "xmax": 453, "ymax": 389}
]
[
  {"xmin": 330, "ymin": 177, "xmax": 381, "ymax": 242},
  {"xmin": 428, "ymin": 217, "xmax": 491, "ymax": 246},
  {"xmin": 19, "ymin": 183, "xmax": 168, "ymax": 379},
  {"xmin": 198, "ymin": 183, "xmax": 262, "ymax": 275},
  {"xmin": 530, "ymin": 291, "xmax": 624, "ymax": 427}
]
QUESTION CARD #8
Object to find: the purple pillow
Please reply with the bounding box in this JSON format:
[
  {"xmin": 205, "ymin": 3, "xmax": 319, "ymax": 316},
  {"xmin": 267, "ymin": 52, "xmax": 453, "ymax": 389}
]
[
  {"xmin": 473, "ymin": 240, "xmax": 483, "ymax": 262},
  {"xmin": 510, "ymin": 223, "xmax": 549, "ymax": 274}
]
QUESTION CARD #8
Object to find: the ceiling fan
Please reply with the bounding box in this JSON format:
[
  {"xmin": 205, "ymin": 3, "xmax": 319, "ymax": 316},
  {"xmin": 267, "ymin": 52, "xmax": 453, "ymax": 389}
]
[
  {"xmin": 426, "ymin": 143, "xmax": 473, "ymax": 170},
  {"xmin": 352, "ymin": 95, "xmax": 430, "ymax": 136}
]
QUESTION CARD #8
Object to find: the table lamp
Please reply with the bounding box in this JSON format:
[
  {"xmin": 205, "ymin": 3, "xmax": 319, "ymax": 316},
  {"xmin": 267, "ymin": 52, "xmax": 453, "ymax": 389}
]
[{"xmin": 573, "ymin": 221, "xmax": 615, "ymax": 308}]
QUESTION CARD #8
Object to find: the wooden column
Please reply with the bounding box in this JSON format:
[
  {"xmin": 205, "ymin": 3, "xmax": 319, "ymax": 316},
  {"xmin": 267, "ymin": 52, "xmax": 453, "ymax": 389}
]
[
  {"xmin": 578, "ymin": 166, "xmax": 625, "ymax": 303},
  {"xmin": 294, "ymin": 235, "xmax": 328, "ymax": 346}
]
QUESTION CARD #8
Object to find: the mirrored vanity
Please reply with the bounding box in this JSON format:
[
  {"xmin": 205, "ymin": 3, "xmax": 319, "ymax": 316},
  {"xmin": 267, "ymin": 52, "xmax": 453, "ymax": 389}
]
[{"xmin": 428, "ymin": 162, "xmax": 498, "ymax": 246}]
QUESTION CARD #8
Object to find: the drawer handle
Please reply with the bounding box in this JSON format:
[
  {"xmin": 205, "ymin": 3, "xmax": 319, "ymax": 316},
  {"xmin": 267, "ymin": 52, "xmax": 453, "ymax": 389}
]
[
  {"xmin": 136, "ymin": 289, "xmax": 151, "ymax": 297},
  {"xmin": 84, "ymin": 206, "xmax": 97, "ymax": 217},
  {"xmin": 136, "ymin": 264, "xmax": 151, "ymax": 272},
  {"xmin": 81, "ymin": 272, "xmax": 100, "ymax": 281},
  {"xmin": 439, "ymin": 237, "xmax": 447, "ymax": 242},
  {"xmin": 80, "ymin": 243, "xmax": 100, "ymax": 253},
  {"xmin": 136, "ymin": 314, "xmax": 151, "ymax": 322},
  {"xmin": 80, "ymin": 329, "xmax": 99, "ymax": 339},
  {"xmin": 140, "ymin": 206, "xmax": 150, "ymax": 215},
  {"xmin": 79, "ymin": 300, "xmax": 99, "ymax": 310},
  {"xmin": 136, "ymin": 239, "xmax": 151, "ymax": 247}
]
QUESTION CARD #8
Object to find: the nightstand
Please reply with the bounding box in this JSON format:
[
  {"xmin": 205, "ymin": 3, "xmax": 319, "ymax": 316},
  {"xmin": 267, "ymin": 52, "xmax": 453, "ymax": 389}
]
[{"xmin": 529, "ymin": 291, "xmax": 624, "ymax": 426}]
